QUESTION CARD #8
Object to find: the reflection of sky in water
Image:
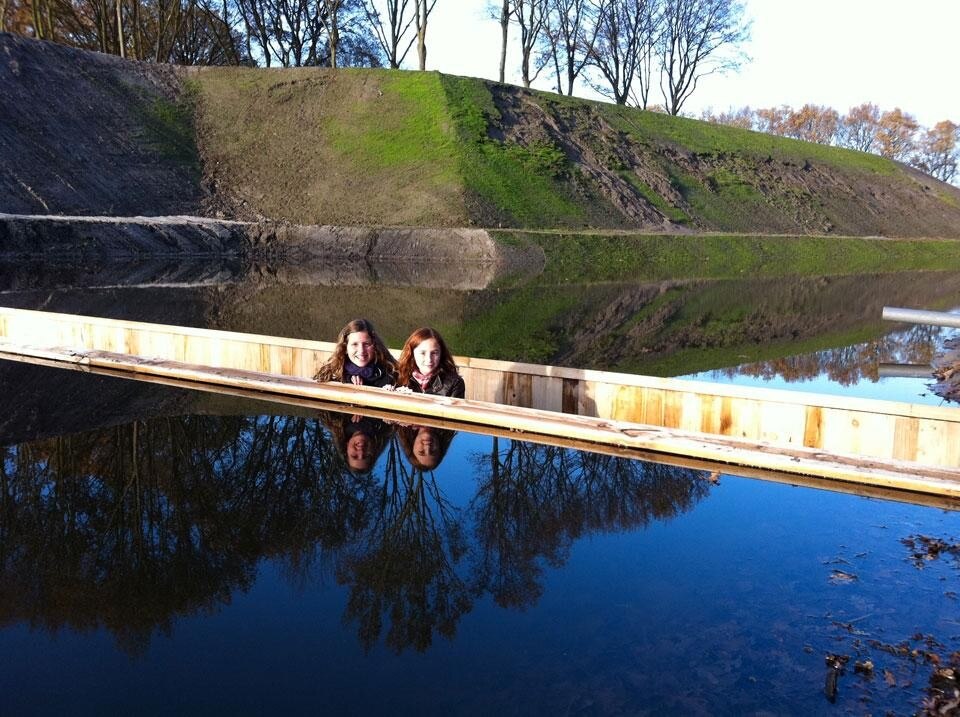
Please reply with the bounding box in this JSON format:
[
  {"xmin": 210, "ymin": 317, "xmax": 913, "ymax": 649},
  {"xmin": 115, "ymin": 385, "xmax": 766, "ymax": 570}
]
[
  {"xmin": 683, "ymin": 369, "xmax": 943, "ymax": 405},
  {"xmin": 1, "ymin": 420, "xmax": 959, "ymax": 715},
  {"xmin": 683, "ymin": 325, "xmax": 960, "ymax": 406}
]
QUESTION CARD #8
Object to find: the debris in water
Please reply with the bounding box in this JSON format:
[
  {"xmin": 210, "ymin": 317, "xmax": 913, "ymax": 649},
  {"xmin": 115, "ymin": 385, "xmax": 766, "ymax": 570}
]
[
  {"xmin": 824, "ymin": 654, "xmax": 849, "ymax": 703},
  {"xmin": 829, "ymin": 569, "xmax": 858, "ymax": 583},
  {"xmin": 854, "ymin": 659, "xmax": 874, "ymax": 676},
  {"xmin": 902, "ymin": 535, "xmax": 960, "ymax": 568}
]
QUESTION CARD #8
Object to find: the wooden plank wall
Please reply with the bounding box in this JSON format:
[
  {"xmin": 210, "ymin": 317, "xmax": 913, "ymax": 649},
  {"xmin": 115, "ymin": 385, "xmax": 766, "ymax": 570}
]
[{"xmin": 2, "ymin": 306, "xmax": 959, "ymax": 467}]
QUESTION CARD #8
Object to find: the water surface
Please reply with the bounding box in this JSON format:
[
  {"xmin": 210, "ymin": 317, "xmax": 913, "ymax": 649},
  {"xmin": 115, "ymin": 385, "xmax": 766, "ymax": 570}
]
[{"xmin": 0, "ymin": 366, "xmax": 958, "ymax": 714}]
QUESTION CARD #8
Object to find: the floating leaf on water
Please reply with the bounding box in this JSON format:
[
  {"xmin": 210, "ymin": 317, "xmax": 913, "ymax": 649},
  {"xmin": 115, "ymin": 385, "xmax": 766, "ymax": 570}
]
[
  {"xmin": 854, "ymin": 659, "xmax": 874, "ymax": 675},
  {"xmin": 884, "ymin": 669, "xmax": 897, "ymax": 687},
  {"xmin": 829, "ymin": 569, "xmax": 858, "ymax": 583}
]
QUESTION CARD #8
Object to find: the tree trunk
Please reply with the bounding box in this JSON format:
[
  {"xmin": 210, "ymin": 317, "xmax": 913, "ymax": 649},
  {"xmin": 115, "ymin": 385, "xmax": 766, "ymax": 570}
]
[
  {"xmin": 498, "ymin": 0, "xmax": 509, "ymax": 83},
  {"xmin": 131, "ymin": 0, "xmax": 142, "ymax": 59},
  {"xmin": 416, "ymin": 0, "xmax": 427, "ymax": 70},
  {"xmin": 32, "ymin": 0, "xmax": 43, "ymax": 38},
  {"xmin": 115, "ymin": 0, "xmax": 125, "ymax": 58}
]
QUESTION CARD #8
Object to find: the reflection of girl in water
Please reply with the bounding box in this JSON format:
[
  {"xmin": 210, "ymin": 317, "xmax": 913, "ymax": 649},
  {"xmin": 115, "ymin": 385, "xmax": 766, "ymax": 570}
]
[
  {"xmin": 314, "ymin": 318, "xmax": 397, "ymax": 388},
  {"xmin": 396, "ymin": 425, "xmax": 456, "ymax": 470},
  {"xmin": 320, "ymin": 412, "xmax": 393, "ymax": 474}
]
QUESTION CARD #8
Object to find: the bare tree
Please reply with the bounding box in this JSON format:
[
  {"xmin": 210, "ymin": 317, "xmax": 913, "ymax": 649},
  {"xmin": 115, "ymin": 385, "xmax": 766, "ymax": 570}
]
[
  {"xmin": 364, "ymin": 0, "xmax": 416, "ymax": 68},
  {"xmin": 514, "ymin": 0, "xmax": 547, "ymax": 86},
  {"xmin": 233, "ymin": 0, "xmax": 326, "ymax": 66},
  {"xmin": 540, "ymin": 0, "xmax": 599, "ymax": 95},
  {"xmin": 233, "ymin": 0, "xmax": 306, "ymax": 65},
  {"xmin": 321, "ymin": 0, "xmax": 345, "ymax": 67},
  {"xmin": 168, "ymin": 0, "xmax": 247, "ymax": 64},
  {"xmin": 658, "ymin": 0, "xmax": 749, "ymax": 116},
  {"xmin": 496, "ymin": 0, "xmax": 511, "ymax": 82},
  {"xmin": 586, "ymin": 0, "xmax": 655, "ymax": 106}
]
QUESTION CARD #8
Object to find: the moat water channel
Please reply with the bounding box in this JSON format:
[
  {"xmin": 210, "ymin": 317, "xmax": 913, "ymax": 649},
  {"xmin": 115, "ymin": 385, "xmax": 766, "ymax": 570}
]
[{"xmin": 1, "ymin": 260, "xmax": 960, "ymax": 714}]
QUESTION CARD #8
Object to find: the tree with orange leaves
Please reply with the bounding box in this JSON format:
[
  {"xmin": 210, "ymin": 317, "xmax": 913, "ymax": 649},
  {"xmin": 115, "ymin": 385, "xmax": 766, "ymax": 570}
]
[
  {"xmin": 784, "ymin": 103, "xmax": 839, "ymax": 145},
  {"xmin": 838, "ymin": 102, "xmax": 880, "ymax": 153},
  {"xmin": 754, "ymin": 105, "xmax": 790, "ymax": 136},
  {"xmin": 915, "ymin": 121, "xmax": 959, "ymax": 183},
  {"xmin": 875, "ymin": 107, "xmax": 919, "ymax": 162}
]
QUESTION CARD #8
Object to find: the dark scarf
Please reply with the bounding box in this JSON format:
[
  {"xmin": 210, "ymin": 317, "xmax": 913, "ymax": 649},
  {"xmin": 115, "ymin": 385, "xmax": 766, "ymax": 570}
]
[{"xmin": 345, "ymin": 360, "xmax": 381, "ymax": 382}]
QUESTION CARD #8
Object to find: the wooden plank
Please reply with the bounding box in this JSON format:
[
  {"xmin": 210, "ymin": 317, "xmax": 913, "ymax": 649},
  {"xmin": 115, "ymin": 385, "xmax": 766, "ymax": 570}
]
[
  {"xmin": 2, "ymin": 306, "xmax": 960, "ymax": 468},
  {"xmin": 5, "ymin": 342, "xmax": 960, "ymax": 506},
  {"xmin": 2, "ymin": 341, "xmax": 960, "ymax": 498}
]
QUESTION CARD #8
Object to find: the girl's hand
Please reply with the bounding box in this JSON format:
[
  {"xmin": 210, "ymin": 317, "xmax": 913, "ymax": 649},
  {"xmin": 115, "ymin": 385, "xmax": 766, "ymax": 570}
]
[{"xmin": 351, "ymin": 375, "xmax": 363, "ymax": 386}]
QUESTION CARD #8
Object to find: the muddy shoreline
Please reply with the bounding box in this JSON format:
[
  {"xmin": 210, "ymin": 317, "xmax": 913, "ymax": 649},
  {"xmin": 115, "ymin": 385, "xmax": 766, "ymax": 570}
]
[
  {"xmin": 0, "ymin": 213, "xmax": 531, "ymax": 260},
  {"xmin": 0, "ymin": 214, "xmax": 545, "ymax": 289}
]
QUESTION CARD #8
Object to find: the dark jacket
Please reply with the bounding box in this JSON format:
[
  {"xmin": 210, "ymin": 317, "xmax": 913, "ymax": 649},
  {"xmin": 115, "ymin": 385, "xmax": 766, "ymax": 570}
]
[
  {"xmin": 405, "ymin": 371, "xmax": 465, "ymax": 398},
  {"xmin": 332, "ymin": 362, "xmax": 395, "ymax": 388}
]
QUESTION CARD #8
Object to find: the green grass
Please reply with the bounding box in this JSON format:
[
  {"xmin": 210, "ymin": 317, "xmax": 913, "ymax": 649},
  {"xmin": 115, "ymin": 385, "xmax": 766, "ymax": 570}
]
[
  {"xmin": 439, "ymin": 287, "xmax": 580, "ymax": 362},
  {"xmin": 493, "ymin": 232, "xmax": 960, "ymax": 283},
  {"xmin": 604, "ymin": 105, "xmax": 898, "ymax": 176},
  {"xmin": 185, "ymin": 68, "xmax": 960, "ymax": 233},
  {"xmin": 619, "ymin": 172, "xmax": 690, "ymax": 223},
  {"xmin": 441, "ymin": 74, "xmax": 587, "ymax": 227},
  {"xmin": 326, "ymin": 71, "xmax": 458, "ymax": 176}
]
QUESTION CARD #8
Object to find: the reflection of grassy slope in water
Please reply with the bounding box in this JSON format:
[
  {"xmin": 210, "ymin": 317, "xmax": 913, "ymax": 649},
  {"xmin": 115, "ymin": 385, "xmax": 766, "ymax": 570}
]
[
  {"xmin": 498, "ymin": 232, "xmax": 960, "ymax": 284},
  {"xmin": 625, "ymin": 274, "xmax": 960, "ymax": 376},
  {"xmin": 445, "ymin": 272, "xmax": 960, "ymax": 378},
  {"xmin": 203, "ymin": 283, "xmax": 474, "ymax": 349}
]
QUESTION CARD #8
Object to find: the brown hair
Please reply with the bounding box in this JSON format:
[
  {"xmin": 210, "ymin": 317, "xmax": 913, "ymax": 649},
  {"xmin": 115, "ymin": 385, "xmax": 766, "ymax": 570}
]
[
  {"xmin": 396, "ymin": 425, "xmax": 456, "ymax": 471},
  {"xmin": 395, "ymin": 327, "xmax": 459, "ymax": 388},
  {"xmin": 319, "ymin": 411, "xmax": 393, "ymax": 475},
  {"xmin": 314, "ymin": 318, "xmax": 397, "ymax": 382}
]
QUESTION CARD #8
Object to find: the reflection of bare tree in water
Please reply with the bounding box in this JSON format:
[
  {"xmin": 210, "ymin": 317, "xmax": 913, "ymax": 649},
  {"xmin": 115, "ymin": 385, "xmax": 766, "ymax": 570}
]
[
  {"xmin": 470, "ymin": 438, "xmax": 712, "ymax": 611},
  {"xmin": 336, "ymin": 437, "xmax": 472, "ymax": 653},
  {"xmin": 712, "ymin": 325, "xmax": 945, "ymax": 386},
  {"xmin": 0, "ymin": 415, "xmax": 714, "ymax": 656},
  {"xmin": 0, "ymin": 415, "xmax": 372, "ymax": 654}
]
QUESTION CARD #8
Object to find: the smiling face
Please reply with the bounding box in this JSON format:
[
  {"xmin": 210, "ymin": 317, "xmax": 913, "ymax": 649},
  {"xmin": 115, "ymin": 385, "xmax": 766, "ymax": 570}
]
[
  {"xmin": 346, "ymin": 331, "xmax": 375, "ymax": 367},
  {"xmin": 413, "ymin": 338, "xmax": 441, "ymax": 376},
  {"xmin": 346, "ymin": 431, "xmax": 373, "ymax": 471},
  {"xmin": 413, "ymin": 428, "xmax": 440, "ymax": 469}
]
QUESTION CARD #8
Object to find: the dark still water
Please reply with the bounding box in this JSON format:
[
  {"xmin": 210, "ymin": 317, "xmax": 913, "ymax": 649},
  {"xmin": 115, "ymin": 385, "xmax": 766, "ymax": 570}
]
[{"xmin": 1, "ymin": 365, "xmax": 959, "ymax": 715}]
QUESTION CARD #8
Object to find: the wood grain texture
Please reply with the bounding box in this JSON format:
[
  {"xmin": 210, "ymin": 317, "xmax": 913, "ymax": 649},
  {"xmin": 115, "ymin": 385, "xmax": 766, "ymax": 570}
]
[{"xmin": 1, "ymin": 306, "xmax": 959, "ymax": 469}]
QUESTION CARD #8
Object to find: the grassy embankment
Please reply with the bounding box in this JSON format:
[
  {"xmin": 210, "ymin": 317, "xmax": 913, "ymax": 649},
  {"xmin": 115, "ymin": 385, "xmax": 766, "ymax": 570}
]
[
  {"xmin": 184, "ymin": 68, "xmax": 960, "ymax": 375},
  {"xmin": 188, "ymin": 68, "xmax": 960, "ymax": 234}
]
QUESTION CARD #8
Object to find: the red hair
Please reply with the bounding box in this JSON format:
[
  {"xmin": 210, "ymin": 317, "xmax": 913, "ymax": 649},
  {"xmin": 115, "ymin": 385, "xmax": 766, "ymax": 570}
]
[{"xmin": 396, "ymin": 327, "xmax": 459, "ymax": 387}]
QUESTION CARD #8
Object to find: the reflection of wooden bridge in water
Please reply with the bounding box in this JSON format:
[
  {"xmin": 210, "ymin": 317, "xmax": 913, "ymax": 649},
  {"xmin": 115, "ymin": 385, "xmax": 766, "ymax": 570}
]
[{"xmin": 1, "ymin": 306, "xmax": 959, "ymax": 500}]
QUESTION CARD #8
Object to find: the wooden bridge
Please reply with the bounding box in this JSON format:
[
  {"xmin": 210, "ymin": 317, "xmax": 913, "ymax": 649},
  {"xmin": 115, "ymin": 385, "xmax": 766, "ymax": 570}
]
[{"xmin": 1, "ymin": 305, "xmax": 959, "ymax": 498}]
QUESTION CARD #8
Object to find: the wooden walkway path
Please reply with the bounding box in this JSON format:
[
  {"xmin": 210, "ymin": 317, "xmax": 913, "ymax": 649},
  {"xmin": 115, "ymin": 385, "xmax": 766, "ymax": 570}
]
[{"xmin": 1, "ymin": 306, "xmax": 959, "ymax": 498}]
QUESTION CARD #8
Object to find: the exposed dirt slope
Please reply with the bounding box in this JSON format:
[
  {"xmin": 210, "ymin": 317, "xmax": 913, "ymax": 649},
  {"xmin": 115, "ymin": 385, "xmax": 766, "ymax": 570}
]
[
  {"xmin": 4, "ymin": 33, "xmax": 960, "ymax": 237},
  {"xmin": 0, "ymin": 33, "xmax": 201, "ymax": 215}
]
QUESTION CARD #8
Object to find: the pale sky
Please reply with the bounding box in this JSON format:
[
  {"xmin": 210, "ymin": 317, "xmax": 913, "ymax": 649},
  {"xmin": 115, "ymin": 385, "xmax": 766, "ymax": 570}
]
[{"xmin": 426, "ymin": 0, "xmax": 960, "ymax": 127}]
